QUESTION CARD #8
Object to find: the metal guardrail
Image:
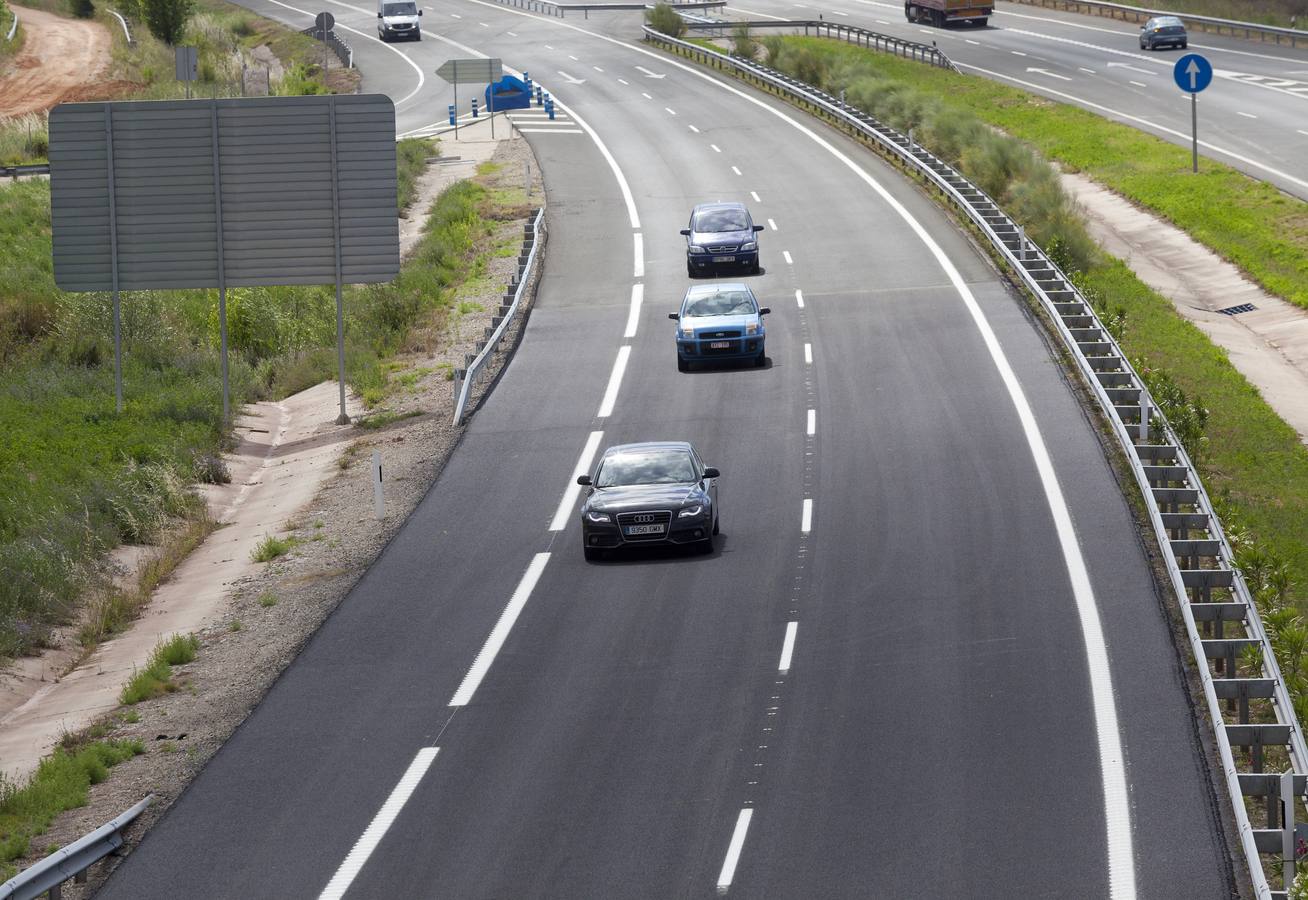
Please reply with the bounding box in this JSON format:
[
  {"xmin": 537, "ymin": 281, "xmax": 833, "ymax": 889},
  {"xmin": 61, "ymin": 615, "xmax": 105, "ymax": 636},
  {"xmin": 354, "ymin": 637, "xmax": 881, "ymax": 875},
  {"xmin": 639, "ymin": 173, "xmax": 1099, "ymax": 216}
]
[
  {"xmin": 683, "ymin": 18, "xmax": 957, "ymax": 71},
  {"xmin": 489, "ymin": 0, "xmax": 724, "ymax": 18},
  {"xmin": 0, "ymin": 163, "xmax": 50, "ymax": 180},
  {"xmin": 452, "ymin": 206, "xmax": 545, "ymax": 424},
  {"xmin": 302, "ymin": 25, "xmax": 353, "ymax": 68},
  {"xmin": 645, "ymin": 25, "xmax": 1308, "ymax": 898},
  {"xmin": 0, "ymin": 796, "xmax": 152, "ymax": 900},
  {"xmin": 5, "ymin": 8, "xmax": 17, "ymax": 42},
  {"xmin": 1009, "ymin": 0, "xmax": 1307, "ymax": 48},
  {"xmin": 107, "ymin": 9, "xmax": 133, "ymax": 46}
]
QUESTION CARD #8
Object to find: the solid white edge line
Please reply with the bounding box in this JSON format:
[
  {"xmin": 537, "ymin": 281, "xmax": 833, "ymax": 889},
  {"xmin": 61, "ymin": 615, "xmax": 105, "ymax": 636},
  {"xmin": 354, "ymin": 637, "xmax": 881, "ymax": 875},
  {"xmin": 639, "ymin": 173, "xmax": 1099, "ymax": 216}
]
[
  {"xmin": 518, "ymin": 128, "xmax": 584, "ymax": 133},
  {"xmin": 801, "ymin": 498, "xmax": 812, "ymax": 533},
  {"xmin": 449, "ymin": 554, "xmax": 550, "ymax": 706},
  {"xmin": 803, "ymin": 343, "xmax": 812, "ymax": 364},
  {"xmin": 633, "ymin": 233, "xmax": 644, "ymax": 278},
  {"xmin": 806, "ymin": 409, "xmax": 815, "ymax": 435},
  {"xmin": 264, "ymin": 0, "xmax": 426, "ymax": 108},
  {"xmin": 624, "ymin": 283, "xmax": 644, "ymax": 338},
  {"xmin": 318, "ymin": 747, "xmax": 440, "ymax": 900},
  {"xmin": 778, "ymin": 621, "xmax": 798, "ymax": 672},
  {"xmin": 597, "ymin": 345, "xmax": 631, "ymax": 418},
  {"xmin": 717, "ymin": 808, "xmax": 754, "ymax": 890},
  {"xmin": 956, "ymin": 60, "xmax": 1308, "ymax": 193},
  {"xmin": 548, "ymin": 431, "xmax": 605, "ymax": 532},
  {"xmin": 794, "ymin": 289, "xmax": 804, "ymax": 308},
  {"xmin": 442, "ymin": 13, "xmax": 1139, "ymax": 890}
]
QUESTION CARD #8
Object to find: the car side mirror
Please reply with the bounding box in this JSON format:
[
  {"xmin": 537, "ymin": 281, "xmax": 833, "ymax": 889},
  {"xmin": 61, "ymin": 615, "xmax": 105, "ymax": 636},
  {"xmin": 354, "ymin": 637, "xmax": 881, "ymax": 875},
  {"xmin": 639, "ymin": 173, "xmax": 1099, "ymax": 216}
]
[
  {"xmin": 576, "ymin": 474, "xmax": 592, "ymax": 486},
  {"xmin": 758, "ymin": 307, "xmax": 771, "ymax": 315},
  {"xmin": 702, "ymin": 467, "xmax": 720, "ymax": 479},
  {"xmin": 668, "ymin": 312, "xmax": 680, "ymax": 320},
  {"xmin": 753, "ymin": 224, "xmax": 764, "ymax": 232},
  {"xmin": 679, "ymin": 229, "xmax": 691, "ymax": 236},
  {"xmin": 377, "ymin": 11, "xmax": 383, "ymax": 16}
]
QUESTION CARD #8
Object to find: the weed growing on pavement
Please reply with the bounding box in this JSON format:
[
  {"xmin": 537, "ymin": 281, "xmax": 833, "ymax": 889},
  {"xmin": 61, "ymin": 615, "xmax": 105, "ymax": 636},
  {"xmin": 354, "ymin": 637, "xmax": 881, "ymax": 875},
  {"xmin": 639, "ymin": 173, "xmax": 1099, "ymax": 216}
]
[
  {"xmin": 258, "ymin": 591, "xmax": 278, "ymax": 608},
  {"xmin": 251, "ymin": 534, "xmax": 297, "ymax": 563},
  {"xmin": 119, "ymin": 634, "xmax": 198, "ymax": 704}
]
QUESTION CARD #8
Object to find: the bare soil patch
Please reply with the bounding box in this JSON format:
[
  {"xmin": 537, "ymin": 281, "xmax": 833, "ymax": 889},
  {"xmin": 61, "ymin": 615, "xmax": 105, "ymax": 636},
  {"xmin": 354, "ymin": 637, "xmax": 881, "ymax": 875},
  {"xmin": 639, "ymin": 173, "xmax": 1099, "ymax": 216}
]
[{"xmin": 0, "ymin": 6, "xmax": 112, "ymax": 116}]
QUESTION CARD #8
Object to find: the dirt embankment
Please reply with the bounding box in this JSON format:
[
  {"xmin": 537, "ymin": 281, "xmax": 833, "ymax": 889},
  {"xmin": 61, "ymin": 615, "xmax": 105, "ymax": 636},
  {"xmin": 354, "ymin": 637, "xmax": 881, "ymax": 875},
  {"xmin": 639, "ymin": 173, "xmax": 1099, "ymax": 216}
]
[{"xmin": 0, "ymin": 5, "xmax": 113, "ymax": 117}]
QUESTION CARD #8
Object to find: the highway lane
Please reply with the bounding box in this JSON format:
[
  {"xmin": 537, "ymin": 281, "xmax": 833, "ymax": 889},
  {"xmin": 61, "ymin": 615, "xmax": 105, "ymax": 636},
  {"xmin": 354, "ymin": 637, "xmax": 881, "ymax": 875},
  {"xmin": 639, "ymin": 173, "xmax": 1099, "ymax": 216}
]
[
  {"xmin": 723, "ymin": 0, "xmax": 1308, "ymax": 198},
  {"xmin": 100, "ymin": 5, "xmax": 1233, "ymax": 898}
]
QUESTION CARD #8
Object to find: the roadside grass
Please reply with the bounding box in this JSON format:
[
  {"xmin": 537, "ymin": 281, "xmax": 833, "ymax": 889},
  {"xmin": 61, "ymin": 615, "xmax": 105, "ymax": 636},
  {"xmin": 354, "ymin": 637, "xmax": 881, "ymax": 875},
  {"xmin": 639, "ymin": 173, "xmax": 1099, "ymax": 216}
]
[
  {"xmin": 0, "ymin": 739, "xmax": 144, "ymax": 879},
  {"xmin": 119, "ymin": 633, "xmax": 198, "ymax": 704},
  {"xmin": 258, "ymin": 590, "xmax": 278, "ymax": 608},
  {"xmin": 766, "ymin": 37, "xmax": 1308, "ymax": 310},
  {"xmin": 251, "ymin": 534, "xmax": 297, "ymax": 562},
  {"xmin": 397, "ymin": 137, "xmax": 437, "ymax": 212}
]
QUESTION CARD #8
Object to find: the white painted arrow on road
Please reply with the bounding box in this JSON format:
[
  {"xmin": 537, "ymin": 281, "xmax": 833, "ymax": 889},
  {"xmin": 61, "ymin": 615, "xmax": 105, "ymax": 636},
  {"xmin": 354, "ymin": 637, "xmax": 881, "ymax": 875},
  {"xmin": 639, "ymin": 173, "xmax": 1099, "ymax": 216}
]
[
  {"xmin": 556, "ymin": 70, "xmax": 586, "ymax": 84},
  {"xmin": 635, "ymin": 65, "xmax": 666, "ymax": 79},
  {"xmin": 1026, "ymin": 67, "xmax": 1072, "ymax": 81},
  {"xmin": 1106, "ymin": 62, "xmax": 1154, "ymax": 75}
]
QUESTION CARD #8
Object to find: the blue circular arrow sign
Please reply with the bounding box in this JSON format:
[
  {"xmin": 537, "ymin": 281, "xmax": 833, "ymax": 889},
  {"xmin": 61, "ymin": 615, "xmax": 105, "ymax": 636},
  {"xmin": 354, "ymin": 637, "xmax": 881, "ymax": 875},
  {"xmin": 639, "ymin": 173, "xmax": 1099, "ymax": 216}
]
[{"xmin": 1174, "ymin": 53, "xmax": 1213, "ymax": 93}]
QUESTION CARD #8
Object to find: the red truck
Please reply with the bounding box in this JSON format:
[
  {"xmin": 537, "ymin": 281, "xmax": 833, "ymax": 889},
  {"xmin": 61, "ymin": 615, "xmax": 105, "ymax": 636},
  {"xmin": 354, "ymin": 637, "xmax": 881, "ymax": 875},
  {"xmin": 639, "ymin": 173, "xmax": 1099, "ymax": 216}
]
[{"xmin": 905, "ymin": 0, "xmax": 993, "ymax": 27}]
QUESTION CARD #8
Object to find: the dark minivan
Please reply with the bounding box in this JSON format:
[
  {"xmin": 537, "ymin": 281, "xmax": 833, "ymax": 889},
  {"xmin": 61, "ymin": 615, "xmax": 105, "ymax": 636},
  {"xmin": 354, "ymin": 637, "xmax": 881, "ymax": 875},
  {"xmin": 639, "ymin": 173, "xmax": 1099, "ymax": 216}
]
[
  {"xmin": 681, "ymin": 202, "xmax": 763, "ymax": 277},
  {"xmin": 1140, "ymin": 16, "xmax": 1187, "ymax": 50}
]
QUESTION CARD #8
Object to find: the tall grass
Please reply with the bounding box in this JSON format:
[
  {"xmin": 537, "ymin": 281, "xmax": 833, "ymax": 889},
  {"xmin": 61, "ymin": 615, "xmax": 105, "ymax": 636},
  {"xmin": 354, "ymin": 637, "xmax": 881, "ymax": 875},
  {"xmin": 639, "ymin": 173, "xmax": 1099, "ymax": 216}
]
[
  {"xmin": 119, "ymin": 633, "xmax": 198, "ymax": 703},
  {"xmin": 0, "ymin": 739, "xmax": 144, "ymax": 879}
]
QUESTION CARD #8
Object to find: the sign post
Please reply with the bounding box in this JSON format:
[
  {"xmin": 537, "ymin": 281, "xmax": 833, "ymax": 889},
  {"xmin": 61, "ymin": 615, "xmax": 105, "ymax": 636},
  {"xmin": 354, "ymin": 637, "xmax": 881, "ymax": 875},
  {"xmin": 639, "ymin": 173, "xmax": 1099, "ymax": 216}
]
[
  {"xmin": 436, "ymin": 57, "xmax": 503, "ymax": 141},
  {"xmin": 1173, "ymin": 52, "xmax": 1213, "ymax": 174},
  {"xmin": 175, "ymin": 46, "xmax": 197, "ymax": 100},
  {"xmin": 315, "ymin": 12, "xmax": 334, "ymax": 83}
]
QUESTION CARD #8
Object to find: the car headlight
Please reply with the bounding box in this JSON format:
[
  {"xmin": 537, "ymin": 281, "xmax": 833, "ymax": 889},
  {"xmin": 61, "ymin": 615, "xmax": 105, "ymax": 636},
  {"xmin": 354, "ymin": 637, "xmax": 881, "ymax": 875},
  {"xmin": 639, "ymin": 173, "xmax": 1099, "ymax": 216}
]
[
  {"xmin": 586, "ymin": 510, "xmax": 611, "ymax": 523},
  {"xmin": 681, "ymin": 326, "xmax": 694, "ymax": 339},
  {"xmin": 746, "ymin": 321, "xmax": 759, "ymax": 335},
  {"xmin": 688, "ymin": 245, "xmax": 707, "ymax": 255},
  {"xmin": 740, "ymin": 241, "xmax": 757, "ymax": 251},
  {"xmin": 678, "ymin": 504, "xmax": 704, "ymax": 518}
]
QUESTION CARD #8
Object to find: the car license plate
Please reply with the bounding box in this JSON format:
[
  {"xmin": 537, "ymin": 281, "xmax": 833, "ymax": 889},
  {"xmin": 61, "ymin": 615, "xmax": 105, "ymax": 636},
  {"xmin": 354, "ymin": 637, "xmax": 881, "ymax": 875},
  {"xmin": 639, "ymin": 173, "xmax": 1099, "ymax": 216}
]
[
  {"xmin": 625, "ymin": 524, "xmax": 665, "ymax": 536},
  {"xmin": 710, "ymin": 341, "xmax": 731, "ymax": 349},
  {"xmin": 712, "ymin": 255, "xmax": 735, "ymax": 263}
]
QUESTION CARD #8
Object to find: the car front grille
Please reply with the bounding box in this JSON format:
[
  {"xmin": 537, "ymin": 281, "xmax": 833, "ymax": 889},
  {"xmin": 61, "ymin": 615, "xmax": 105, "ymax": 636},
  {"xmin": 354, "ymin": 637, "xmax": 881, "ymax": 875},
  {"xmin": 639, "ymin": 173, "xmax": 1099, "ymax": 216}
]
[
  {"xmin": 616, "ymin": 510, "xmax": 672, "ymax": 541},
  {"xmin": 700, "ymin": 330, "xmax": 741, "ymax": 339},
  {"xmin": 707, "ymin": 245, "xmax": 737, "ymax": 253}
]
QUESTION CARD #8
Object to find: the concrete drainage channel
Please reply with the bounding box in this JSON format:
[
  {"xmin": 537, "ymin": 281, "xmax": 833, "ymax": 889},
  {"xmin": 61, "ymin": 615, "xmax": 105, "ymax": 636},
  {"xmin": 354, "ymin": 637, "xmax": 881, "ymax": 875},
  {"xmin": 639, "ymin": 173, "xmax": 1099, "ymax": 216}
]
[{"xmin": 645, "ymin": 26, "xmax": 1308, "ymax": 899}]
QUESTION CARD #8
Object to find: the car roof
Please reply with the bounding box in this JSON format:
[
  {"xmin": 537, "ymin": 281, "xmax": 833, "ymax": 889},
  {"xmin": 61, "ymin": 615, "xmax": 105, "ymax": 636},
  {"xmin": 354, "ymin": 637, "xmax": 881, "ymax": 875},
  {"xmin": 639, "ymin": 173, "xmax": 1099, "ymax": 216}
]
[
  {"xmin": 602, "ymin": 441, "xmax": 694, "ymax": 457},
  {"xmin": 685, "ymin": 282, "xmax": 753, "ymax": 296},
  {"xmin": 691, "ymin": 201, "xmax": 748, "ymax": 213}
]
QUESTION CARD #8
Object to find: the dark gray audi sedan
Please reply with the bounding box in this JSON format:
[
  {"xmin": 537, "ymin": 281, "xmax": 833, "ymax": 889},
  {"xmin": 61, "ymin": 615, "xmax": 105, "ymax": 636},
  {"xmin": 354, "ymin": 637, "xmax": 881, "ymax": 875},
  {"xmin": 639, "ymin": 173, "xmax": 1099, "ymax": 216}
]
[{"xmin": 577, "ymin": 441, "xmax": 719, "ymax": 560}]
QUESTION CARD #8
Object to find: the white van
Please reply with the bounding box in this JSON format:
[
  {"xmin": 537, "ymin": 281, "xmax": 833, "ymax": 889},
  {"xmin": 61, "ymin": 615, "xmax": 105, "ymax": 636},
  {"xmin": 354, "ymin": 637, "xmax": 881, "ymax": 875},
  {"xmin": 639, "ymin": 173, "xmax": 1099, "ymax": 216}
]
[{"xmin": 377, "ymin": 0, "xmax": 421, "ymax": 41}]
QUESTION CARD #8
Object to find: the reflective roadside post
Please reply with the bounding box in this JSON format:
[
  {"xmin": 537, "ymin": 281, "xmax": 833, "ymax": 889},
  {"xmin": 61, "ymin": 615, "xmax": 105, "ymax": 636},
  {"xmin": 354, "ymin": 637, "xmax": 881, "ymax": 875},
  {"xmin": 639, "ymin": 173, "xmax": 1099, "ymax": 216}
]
[{"xmin": 1173, "ymin": 53, "xmax": 1213, "ymax": 174}]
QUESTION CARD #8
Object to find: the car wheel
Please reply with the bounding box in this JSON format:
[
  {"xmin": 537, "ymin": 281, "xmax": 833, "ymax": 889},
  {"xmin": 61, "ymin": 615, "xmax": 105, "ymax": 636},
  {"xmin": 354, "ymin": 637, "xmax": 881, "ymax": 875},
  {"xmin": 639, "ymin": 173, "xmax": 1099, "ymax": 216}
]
[
  {"xmin": 698, "ymin": 534, "xmax": 714, "ymax": 555},
  {"xmin": 584, "ymin": 546, "xmax": 601, "ymax": 561},
  {"xmin": 1180, "ymin": 41, "xmax": 1187, "ymax": 48},
  {"xmin": 976, "ymin": 17, "xmax": 987, "ymax": 26},
  {"xmin": 677, "ymin": 355, "xmax": 689, "ymax": 373},
  {"xmin": 751, "ymin": 262, "xmax": 761, "ymax": 275},
  {"xmin": 905, "ymin": 4, "xmax": 915, "ymax": 23},
  {"xmin": 754, "ymin": 351, "xmax": 766, "ymax": 368}
]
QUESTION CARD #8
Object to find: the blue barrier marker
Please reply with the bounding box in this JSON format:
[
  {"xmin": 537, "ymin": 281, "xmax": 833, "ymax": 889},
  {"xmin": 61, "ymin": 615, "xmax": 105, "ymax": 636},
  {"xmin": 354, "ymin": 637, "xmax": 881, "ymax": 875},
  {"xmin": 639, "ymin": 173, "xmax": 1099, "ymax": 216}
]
[
  {"xmin": 448, "ymin": 104, "xmax": 455, "ymax": 126},
  {"xmin": 471, "ymin": 98, "xmax": 479, "ymax": 118},
  {"xmin": 535, "ymin": 85, "xmax": 543, "ymax": 106},
  {"xmin": 546, "ymin": 101, "xmax": 555, "ymax": 121}
]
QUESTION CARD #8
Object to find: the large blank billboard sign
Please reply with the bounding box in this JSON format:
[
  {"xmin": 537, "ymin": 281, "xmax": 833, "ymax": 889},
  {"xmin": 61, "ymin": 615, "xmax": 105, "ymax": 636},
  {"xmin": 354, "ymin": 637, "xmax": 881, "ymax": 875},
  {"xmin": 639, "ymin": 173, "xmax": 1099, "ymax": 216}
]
[{"xmin": 49, "ymin": 94, "xmax": 399, "ymax": 291}]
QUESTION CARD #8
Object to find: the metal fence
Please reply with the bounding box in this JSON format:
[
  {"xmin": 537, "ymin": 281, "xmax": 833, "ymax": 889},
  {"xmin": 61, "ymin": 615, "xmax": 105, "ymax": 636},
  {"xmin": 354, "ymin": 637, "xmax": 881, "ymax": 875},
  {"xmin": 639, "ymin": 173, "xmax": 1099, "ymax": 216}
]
[
  {"xmin": 1008, "ymin": 0, "xmax": 1307, "ymax": 47},
  {"xmin": 0, "ymin": 796, "xmax": 152, "ymax": 900},
  {"xmin": 5, "ymin": 8, "xmax": 17, "ymax": 42},
  {"xmin": 106, "ymin": 9, "xmax": 133, "ymax": 46},
  {"xmin": 683, "ymin": 18, "xmax": 957, "ymax": 71},
  {"xmin": 645, "ymin": 25, "xmax": 1308, "ymax": 899},
  {"xmin": 453, "ymin": 206, "xmax": 545, "ymax": 424},
  {"xmin": 301, "ymin": 25, "xmax": 353, "ymax": 68}
]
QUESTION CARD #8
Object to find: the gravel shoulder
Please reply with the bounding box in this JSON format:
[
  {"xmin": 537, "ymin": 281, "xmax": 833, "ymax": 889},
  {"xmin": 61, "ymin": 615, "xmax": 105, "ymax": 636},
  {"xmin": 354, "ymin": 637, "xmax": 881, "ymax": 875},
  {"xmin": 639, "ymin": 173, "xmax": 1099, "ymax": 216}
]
[{"xmin": 4, "ymin": 133, "xmax": 543, "ymax": 894}]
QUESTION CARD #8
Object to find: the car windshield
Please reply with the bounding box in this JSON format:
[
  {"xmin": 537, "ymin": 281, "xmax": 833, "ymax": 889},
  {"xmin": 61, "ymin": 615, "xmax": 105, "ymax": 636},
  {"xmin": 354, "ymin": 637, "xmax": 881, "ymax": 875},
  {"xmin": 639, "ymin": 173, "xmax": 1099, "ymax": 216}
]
[
  {"xmin": 597, "ymin": 451, "xmax": 697, "ymax": 487},
  {"xmin": 384, "ymin": 2, "xmax": 416, "ymax": 14},
  {"xmin": 693, "ymin": 208, "xmax": 749, "ymax": 233},
  {"xmin": 1155, "ymin": 16, "xmax": 1181, "ymax": 26},
  {"xmin": 684, "ymin": 289, "xmax": 756, "ymax": 318}
]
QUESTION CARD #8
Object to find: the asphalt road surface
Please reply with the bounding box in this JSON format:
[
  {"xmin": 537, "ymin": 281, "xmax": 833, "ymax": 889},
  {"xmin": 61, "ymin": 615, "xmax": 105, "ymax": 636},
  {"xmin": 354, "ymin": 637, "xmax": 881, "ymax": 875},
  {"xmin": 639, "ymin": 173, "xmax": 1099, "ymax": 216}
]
[{"xmin": 100, "ymin": 5, "xmax": 1238, "ymax": 897}]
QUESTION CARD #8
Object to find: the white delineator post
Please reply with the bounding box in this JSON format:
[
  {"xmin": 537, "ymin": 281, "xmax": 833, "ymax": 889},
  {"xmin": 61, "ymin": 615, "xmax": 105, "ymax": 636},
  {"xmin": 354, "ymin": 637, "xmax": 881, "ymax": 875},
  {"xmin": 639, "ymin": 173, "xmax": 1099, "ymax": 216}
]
[{"xmin": 372, "ymin": 451, "xmax": 384, "ymax": 519}]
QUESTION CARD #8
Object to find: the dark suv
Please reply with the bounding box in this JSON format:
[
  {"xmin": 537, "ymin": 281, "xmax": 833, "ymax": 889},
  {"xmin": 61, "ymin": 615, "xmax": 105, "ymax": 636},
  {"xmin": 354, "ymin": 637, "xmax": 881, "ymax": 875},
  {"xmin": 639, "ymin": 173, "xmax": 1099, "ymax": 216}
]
[
  {"xmin": 1140, "ymin": 16, "xmax": 1187, "ymax": 50},
  {"xmin": 681, "ymin": 202, "xmax": 763, "ymax": 277}
]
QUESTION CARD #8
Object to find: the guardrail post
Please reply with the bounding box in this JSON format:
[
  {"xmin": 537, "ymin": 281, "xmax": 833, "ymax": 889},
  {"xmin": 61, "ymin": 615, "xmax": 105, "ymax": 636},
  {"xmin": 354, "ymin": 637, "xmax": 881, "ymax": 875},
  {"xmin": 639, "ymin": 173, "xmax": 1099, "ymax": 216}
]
[
  {"xmin": 1140, "ymin": 392, "xmax": 1150, "ymax": 442},
  {"xmin": 1017, "ymin": 224, "xmax": 1026, "ymax": 262}
]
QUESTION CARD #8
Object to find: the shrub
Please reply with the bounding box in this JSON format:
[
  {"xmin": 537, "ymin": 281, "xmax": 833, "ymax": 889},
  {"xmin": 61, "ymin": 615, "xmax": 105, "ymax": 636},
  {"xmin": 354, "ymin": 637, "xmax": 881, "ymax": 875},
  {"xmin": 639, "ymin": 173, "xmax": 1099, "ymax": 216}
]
[
  {"xmin": 251, "ymin": 533, "xmax": 296, "ymax": 562},
  {"xmin": 644, "ymin": 2, "xmax": 685, "ymax": 38},
  {"xmin": 142, "ymin": 0, "xmax": 194, "ymax": 45},
  {"xmin": 731, "ymin": 24, "xmax": 758, "ymax": 60},
  {"xmin": 278, "ymin": 62, "xmax": 327, "ymax": 96},
  {"xmin": 67, "ymin": 0, "xmax": 94, "ymax": 18},
  {"xmin": 119, "ymin": 634, "xmax": 197, "ymax": 703}
]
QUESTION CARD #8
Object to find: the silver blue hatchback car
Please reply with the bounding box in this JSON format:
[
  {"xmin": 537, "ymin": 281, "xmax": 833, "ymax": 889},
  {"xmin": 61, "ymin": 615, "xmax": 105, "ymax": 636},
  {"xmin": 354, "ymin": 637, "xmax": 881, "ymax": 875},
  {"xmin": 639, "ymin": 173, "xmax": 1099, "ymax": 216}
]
[{"xmin": 670, "ymin": 283, "xmax": 770, "ymax": 371}]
